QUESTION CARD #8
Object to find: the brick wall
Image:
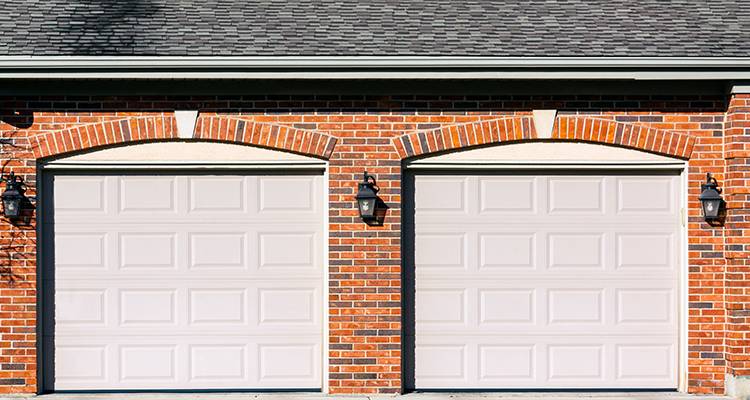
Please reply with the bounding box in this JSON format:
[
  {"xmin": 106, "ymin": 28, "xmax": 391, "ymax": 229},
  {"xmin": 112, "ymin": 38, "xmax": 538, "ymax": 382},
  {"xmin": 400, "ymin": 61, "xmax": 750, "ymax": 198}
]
[
  {"xmin": 0, "ymin": 93, "xmax": 741, "ymax": 394},
  {"xmin": 725, "ymin": 93, "xmax": 750, "ymax": 379}
]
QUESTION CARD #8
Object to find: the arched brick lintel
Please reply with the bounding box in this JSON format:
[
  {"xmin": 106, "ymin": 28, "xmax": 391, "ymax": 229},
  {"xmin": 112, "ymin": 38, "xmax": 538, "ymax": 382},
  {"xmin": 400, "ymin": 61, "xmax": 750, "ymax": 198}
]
[
  {"xmin": 393, "ymin": 116, "xmax": 537, "ymax": 159},
  {"xmin": 194, "ymin": 116, "xmax": 337, "ymax": 159},
  {"xmin": 393, "ymin": 116, "xmax": 695, "ymax": 160},
  {"xmin": 32, "ymin": 115, "xmax": 338, "ymax": 160},
  {"xmin": 553, "ymin": 116, "xmax": 696, "ymax": 159}
]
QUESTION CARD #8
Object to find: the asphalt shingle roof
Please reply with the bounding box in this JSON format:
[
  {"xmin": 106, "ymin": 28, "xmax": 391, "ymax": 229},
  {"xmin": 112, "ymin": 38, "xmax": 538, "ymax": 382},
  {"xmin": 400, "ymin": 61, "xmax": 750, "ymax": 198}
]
[{"xmin": 1, "ymin": 0, "xmax": 749, "ymax": 57}]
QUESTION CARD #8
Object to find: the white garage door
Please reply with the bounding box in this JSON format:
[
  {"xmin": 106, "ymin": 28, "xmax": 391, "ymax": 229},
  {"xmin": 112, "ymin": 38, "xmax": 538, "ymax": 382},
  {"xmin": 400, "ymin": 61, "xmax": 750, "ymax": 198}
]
[
  {"xmin": 43, "ymin": 172, "xmax": 323, "ymax": 390},
  {"xmin": 412, "ymin": 172, "xmax": 680, "ymax": 389}
]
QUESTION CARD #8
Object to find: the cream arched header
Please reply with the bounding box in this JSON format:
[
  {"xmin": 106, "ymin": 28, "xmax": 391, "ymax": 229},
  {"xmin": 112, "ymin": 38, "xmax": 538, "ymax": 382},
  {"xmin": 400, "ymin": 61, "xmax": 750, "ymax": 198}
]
[
  {"xmin": 45, "ymin": 141, "xmax": 325, "ymax": 168},
  {"xmin": 407, "ymin": 141, "xmax": 684, "ymax": 168}
]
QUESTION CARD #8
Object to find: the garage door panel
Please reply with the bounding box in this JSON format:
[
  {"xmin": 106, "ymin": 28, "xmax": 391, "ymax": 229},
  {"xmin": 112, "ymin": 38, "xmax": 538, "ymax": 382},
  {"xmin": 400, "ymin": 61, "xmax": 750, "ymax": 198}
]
[
  {"xmin": 258, "ymin": 231, "xmax": 318, "ymax": 270},
  {"xmin": 414, "ymin": 335, "xmax": 677, "ymax": 388},
  {"xmin": 414, "ymin": 172, "xmax": 680, "ymax": 389},
  {"xmin": 51, "ymin": 225, "xmax": 322, "ymax": 280},
  {"xmin": 189, "ymin": 232, "xmax": 248, "ymax": 270},
  {"xmin": 547, "ymin": 233, "xmax": 605, "ymax": 270},
  {"xmin": 479, "ymin": 289, "xmax": 536, "ymax": 324},
  {"xmin": 189, "ymin": 344, "xmax": 249, "ymax": 383},
  {"xmin": 51, "ymin": 280, "xmax": 321, "ymax": 335},
  {"xmin": 258, "ymin": 343, "xmax": 320, "ymax": 385},
  {"xmin": 51, "ymin": 336, "xmax": 321, "ymax": 390},
  {"xmin": 47, "ymin": 172, "xmax": 323, "ymax": 391},
  {"xmin": 414, "ymin": 233, "xmax": 467, "ymax": 269},
  {"xmin": 416, "ymin": 289, "xmax": 468, "ymax": 326},
  {"xmin": 55, "ymin": 232, "xmax": 108, "ymax": 270},
  {"xmin": 416, "ymin": 175, "xmax": 680, "ymax": 219},
  {"xmin": 479, "ymin": 233, "xmax": 537, "ymax": 269},
  {"xmin": 616, "ymin": 288, "xmax": 676, "ymax": 325},
  {"xmin": 119, "ymin": 289, "xmax": 177, "ymax": 326},
  {"xmin": 416, "ymin": 279, "xmax": 676, "ymax": 335},
  {"xmin": 51, "ymin": 175, "xmax": 323, "ymax": 223},
  {"xmin": 416, "ymin": 228, "xmax": 676, "ymax": 279},
  {"xmin": 188, "ymin": 176, "xmax": 247, "ymax": 213},
  {"xmin": 616, "ymin": 232, "xmax": 676, "ymax": 270},
  {"xmin": 119, "ymin": 232, "xmax": 178, "ymax": 270},
  {"xmin": 415, "ymin": 344, "xmax": 468, "ymax": 382},
  {"xmin": 615, "ymin": 344, "xmax": 676, "ymax": 382},
  {"xmin": 616, "ymin": 177, "xmax": 676, "ymax": 215},
  {"xmin": 479, "ymin": 344, "xmax": 537, "ymax": 382},
  {"xmin": 478, "ymin": 176, "xmax": 537, "ymax": 213},
  {"xmin": 548, "ymin": 345, "xmax": 605, "ymax": 382},
  {"xmin": 414, "ymin": 177, "xmax": 469, "ymax": 213},
  {"xmin": 257, "ymin": 176, "xmax": 320, "ymax": 214},
  {"xmin": 547, "ymin": 177, "xmax": 605, "ymax": 214},
  {"xmin": 55, "ymin": 289, "xmax": 107, "ymax": 326},
  {"xmin": 52, "ymin": 176, "xmax": 108, "ymax": 216},
  {"xmin": 118, "ymin": 176, "xmax": 178, "ymax": 213}
]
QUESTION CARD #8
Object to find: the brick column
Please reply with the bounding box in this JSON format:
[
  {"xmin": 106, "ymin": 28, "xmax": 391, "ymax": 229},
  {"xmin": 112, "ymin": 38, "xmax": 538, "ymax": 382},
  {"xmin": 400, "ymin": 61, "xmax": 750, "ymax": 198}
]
[
  {"xmin": 327, "ymin": 125, "xmax": 403, "ymax": 394},
  {"xmin": 682, "ymin": 114, "xmax": 726, "ymax": 394},
  {"xmin": 725, "ymin": 92, "xmax": 750, "ymax": 378},
  {"xmin": 0, "ymin": 123, "xmax": 38, "ymax": 393}
]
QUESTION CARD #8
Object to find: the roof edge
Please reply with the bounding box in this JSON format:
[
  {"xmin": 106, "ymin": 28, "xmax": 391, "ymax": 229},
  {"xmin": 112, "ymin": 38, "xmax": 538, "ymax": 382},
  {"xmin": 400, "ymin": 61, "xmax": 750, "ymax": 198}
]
[
  {"xmin": 1, "ymin": 56, "xmax": 750, "ymax": 80},
  {"xmin": 2, "ymin": 56, "xmax": 750, "ymax": 69}
]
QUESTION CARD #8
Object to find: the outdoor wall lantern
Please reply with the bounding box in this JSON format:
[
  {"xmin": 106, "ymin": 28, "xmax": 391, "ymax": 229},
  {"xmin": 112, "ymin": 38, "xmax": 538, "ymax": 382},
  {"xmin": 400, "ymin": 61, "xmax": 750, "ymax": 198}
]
[
  {"xmin": 699, "ymin": 173, "xmax": 723, "ymax": 222},
  {"xmin": 1, "ymin": 172, "xmax": 26, "ymax": 219},
  {"xmin": 355, "ymin": 171, "xmax": 379, "ymax": 221}
]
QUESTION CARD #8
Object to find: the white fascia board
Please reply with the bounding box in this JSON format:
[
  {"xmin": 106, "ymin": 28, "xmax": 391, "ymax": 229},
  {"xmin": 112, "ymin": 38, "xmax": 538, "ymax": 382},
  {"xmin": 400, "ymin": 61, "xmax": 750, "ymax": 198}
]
[
  {"xmin": 731, "ymin": 84, "xmax": 750, "ymax": 93},
  {"xmin": 1, "ymin": 56, "xmax": 750, "ymax": 69},
  {"xmin": 405, "ymin": 162, "xmax": 686, "ymax": 170},
  {"xmin": 2, "ymin": 71, "xmax": 750, "ymax": 80},
  {"xmin": 0, "ymin": 56, "xmax": 749, "ymax": 80},
  {"xmin": 43, "ymin": 161, "xmax": 326, "ymax": 170}
]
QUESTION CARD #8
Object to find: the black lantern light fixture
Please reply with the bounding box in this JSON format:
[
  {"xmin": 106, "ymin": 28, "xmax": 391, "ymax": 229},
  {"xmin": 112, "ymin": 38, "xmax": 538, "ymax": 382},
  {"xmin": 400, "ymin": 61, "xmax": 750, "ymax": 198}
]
[
  {"xmin": 355, "ymin": 171, "xmax": 379, "ymax": 221},
  {"xmin": 1, "ymin": 172, "xmax": 25, "ymax": 219},
  {"xmin": 699, "ymin": 173, "xmax": 723, "ymax": 222}
]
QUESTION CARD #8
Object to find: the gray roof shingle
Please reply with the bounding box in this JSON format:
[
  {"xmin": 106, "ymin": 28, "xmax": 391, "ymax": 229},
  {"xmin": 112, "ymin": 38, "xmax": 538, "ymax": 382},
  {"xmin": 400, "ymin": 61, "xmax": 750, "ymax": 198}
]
[{"xmin": 1, "ymin": 0, "xmax": 749, "ymax": 57}]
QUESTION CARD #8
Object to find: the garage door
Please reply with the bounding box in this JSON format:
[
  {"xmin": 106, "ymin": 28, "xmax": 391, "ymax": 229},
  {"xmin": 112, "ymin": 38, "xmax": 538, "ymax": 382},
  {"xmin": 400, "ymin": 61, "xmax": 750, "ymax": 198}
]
[
  {"xmin": 43, "ymin": 172, "xmax": 323, "ymax": 390},
  {"xmin": 412, "ymin": 171, "xmax": 680, "ymax": 389}
]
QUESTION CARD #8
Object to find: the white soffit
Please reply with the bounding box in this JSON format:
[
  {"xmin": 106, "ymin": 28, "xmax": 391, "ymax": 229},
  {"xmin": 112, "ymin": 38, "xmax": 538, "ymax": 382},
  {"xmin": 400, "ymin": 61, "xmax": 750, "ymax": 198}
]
[
  {"xmin": 408, "ymin": 142, "xmax": 683, "ymax": 168},
  {"xmin": 46, "ymin": 141, "xmax": 324, "ymax": 168}
]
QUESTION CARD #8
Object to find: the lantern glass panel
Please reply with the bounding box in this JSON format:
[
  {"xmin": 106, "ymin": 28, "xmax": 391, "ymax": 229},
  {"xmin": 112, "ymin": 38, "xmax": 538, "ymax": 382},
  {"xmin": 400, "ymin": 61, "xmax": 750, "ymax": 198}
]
[
  {"xmin": 3, "ymin": 198, "xmax": 19, "ymax": 218},
  {"xmin": 358, "ymin": 197, "xmax": 376, "ymax": 219},
  {"xmin": 702, "ymin": 198, "xmax": 721, "ymax": 220}
]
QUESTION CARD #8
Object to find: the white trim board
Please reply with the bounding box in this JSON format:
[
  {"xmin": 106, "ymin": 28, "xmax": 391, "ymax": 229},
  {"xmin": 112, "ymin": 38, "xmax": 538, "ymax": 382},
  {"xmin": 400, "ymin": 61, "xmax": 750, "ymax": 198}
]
[
  {"xmin": 407, "ymin": 162, "xmax": 687, "ymax": 170},
  {"xmin": 2, "ymin": 56, "xmax": 750, "ymax": 68},
  {"xmin": 4, "ymin": 71, "xmax": 750, "ymax": 80},
  {"xmin": 43, "ymin": 141, "xmax": 326, "ymax": 169},
  {"xmin": 42, "ymin": 162, "xmax": 326, "ymax": 170},
  {"xmin": 2, "ymin": 56, "xmax": 750, "ymax": 80},
  {"xmin": 406, "ymin": 142, "xmax": 685, "ymax": 169}
]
